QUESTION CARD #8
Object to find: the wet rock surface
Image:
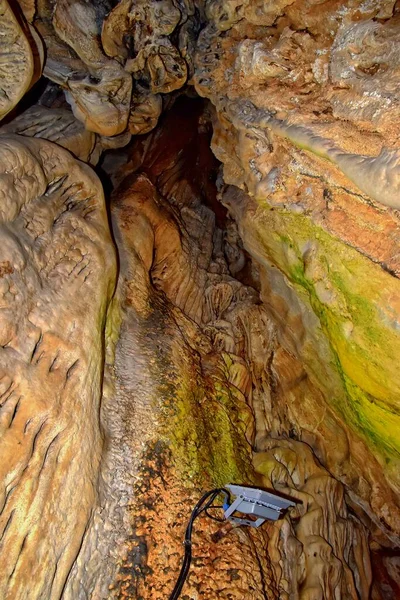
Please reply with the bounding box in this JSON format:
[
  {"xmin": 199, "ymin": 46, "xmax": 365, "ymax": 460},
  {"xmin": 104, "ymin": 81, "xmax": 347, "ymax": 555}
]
[
  {"xmin": 63, "ymin": 100, "xmax": 374, "ymax": 599},
  {"xmin": 0, "ymin": 1, "xmax": 400, "ymax": 599}
]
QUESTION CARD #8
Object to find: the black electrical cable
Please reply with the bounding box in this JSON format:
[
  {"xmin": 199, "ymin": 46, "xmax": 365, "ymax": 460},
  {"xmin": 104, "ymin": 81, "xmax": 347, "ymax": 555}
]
[
  {"xmin": 168, "ymin": 488, "xmax": 231, "ymax": 600},
  {"xmin": 204, "ymin": 508, "xmax": 226, "ymax": 522}
]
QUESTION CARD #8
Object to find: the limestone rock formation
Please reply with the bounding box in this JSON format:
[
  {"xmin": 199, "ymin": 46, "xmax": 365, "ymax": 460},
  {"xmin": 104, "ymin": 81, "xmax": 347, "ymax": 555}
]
[
  {"xmin": 0, "ymin": 0, "xmax": 43, "ymax": 120},
  {"xmin": 0, "ymin": 0, "xmax": 400, "ymax": 598},
  {"xmin": 0, "ymin": 135, "xmax": 116, "ymax": 598},
  {"xmin": 64, "ymin": 166, "xmax": 276, "ymax": 599},
  {"xmin": 60, "ymin": 101, "xmax": 375, "ymax": 599},
  {"xmin": 24, "ymin": 0, "xmax": 198, "ymax": 136},
  {"xmin": 194, "ymin": 0, "xmax": 400, "ymax": 539},
  {"xmin": 0, "ymin": 105, "xmax": 132, "ymax": 164},
  {"xmin": 0, "ymin": 105, "xmax": 99, "ymax": 163}
]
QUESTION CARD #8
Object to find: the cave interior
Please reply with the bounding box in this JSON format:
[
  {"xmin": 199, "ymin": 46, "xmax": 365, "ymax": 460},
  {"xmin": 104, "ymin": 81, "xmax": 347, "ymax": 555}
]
[{"xmin": 0, "ymin": 1, "xmax": 400, "ymax": 599}]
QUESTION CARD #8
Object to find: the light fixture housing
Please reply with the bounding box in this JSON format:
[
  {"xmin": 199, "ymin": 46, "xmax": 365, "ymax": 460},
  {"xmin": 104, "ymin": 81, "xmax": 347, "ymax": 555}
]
[{"xmin": 223, "ymin": 484, "xmax": 296, "ymax": 528}]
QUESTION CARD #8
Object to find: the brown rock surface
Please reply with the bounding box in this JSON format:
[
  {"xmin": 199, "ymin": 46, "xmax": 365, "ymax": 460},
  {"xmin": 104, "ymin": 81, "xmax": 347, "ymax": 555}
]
[
  {"xmin": 34, "ymin": 0, "xmax": 132, "ymax": 136},
  {"xmin": 30, "ymin": 0, "xmax": 196, "ymax": 137},
  {"xmin": 0, "ymin": 0, "xmax": 400, "ymax": 598},
  {"xmin": 62, "ymin": 100, "xmax": 374, "ymax": 599}
]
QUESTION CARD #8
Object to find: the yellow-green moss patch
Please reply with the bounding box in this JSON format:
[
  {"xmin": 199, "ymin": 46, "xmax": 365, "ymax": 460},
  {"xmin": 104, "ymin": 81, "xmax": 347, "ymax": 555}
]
[{"xmin": 250, "ymin": 202, "xmax": 400, "ymax": 471}]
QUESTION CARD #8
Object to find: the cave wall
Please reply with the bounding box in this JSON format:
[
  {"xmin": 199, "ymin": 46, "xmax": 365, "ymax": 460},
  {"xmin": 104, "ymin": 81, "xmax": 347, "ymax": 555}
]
[
  {"xmin": 0, "ymin": 0, "xmax": 400, "ymax": 599},
  {"xmin": 193, "ymin": 0, "xmax": 400, "ymax": 542},
  {"xmin": 0, "ymin": 135, "xmax": 116, "ymax": 597}
]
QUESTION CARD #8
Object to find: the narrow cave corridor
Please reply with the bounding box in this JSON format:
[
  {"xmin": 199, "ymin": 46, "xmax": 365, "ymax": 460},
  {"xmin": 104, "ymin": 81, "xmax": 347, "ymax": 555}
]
[{"xmin": 1, "ymin": 2, "xmax": 400, "ymax": 599}]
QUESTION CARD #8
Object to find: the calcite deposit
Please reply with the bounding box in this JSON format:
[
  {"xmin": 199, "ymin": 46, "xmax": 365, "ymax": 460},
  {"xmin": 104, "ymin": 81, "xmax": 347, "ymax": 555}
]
[
  {"xmin": 0, "ymin": 104, "xmax": 132, "ymax": 164},
  {"xmin": 25, "ymin": 0, "xmax": 199, "ymax": 136},
  {"xmin": 0, "ymin": 0, "xmax": 400, "ymax": 599},
  {"xmin": 0, "ymin": 135, "xmax": 116, "ymax": 598},
  {"xmin": 0, "ymin": 0, "xmax": 43, "ymax": 119},
  {"xmin": 195, "ymin": 0, "xmax": 400, "ymax": 517}
]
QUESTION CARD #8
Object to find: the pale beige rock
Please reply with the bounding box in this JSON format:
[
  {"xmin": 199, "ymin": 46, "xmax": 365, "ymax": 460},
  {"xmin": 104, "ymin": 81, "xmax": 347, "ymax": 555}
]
[
  {"xmin": 53, "ymin": 0, "xmax": 108, "ymax": 68},
  {"xmin": 254, "ymin": 439, "xmax": 372, "ymax": 600},
  {"xmin": 0, "ymin": 105, "xmax": 98, "ymax": 163},
  {"xmin": 0, "ymin": 135, "xmax": 116, "ymax": 599},
  {"xmin": 0, "ymin": 0, "xmax": 41, "ymax": 120},
  {"xmin": 329, "ymin": 16, "xmax": 400, "ymax": 131}
]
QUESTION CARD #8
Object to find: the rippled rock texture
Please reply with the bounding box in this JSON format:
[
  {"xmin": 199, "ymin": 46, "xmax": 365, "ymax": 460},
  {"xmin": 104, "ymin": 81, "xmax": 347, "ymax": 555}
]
[
  {"xmin": 0, "ymin": 135, "xmax": 116, "ymax": 598},
  {"xmin": 62, "ymin": 100, "xmax": 374, "ymax": 599},
  {"xmin": 0, "ymin": 0, "xmax": 400, "ymax": 599}
]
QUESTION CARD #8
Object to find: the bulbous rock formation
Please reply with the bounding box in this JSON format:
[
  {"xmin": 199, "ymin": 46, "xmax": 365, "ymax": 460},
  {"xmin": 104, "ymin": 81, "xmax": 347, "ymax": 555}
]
[
  {"xmin": 0, "ymin": 0, "xmax": 43, "ymax": 119},
  {"xmin": 35, "ymin": 10, "xmax": 133, "ymax": 136},
  {"xmin": 0, "ymin": 135, "xmax": 116, "ymax": 598},
  {"xmin": 27, "ymin": 0, "xmax": 198, "ymax": 136},
  {"xmin": 0, "ymin": 0, "xmax": 400, "ymax": 598}
]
